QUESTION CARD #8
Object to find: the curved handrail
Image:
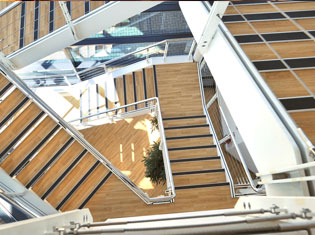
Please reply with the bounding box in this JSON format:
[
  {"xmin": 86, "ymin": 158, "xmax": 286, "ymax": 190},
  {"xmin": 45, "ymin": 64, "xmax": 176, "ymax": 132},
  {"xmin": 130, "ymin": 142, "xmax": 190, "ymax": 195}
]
[
  {"xmin": 69, "ymin": 97, "xmax": 175, "ymax": 200},
  {"xmin": 0, "ymin": 62, "xmax": 175, "ymax": 204}
]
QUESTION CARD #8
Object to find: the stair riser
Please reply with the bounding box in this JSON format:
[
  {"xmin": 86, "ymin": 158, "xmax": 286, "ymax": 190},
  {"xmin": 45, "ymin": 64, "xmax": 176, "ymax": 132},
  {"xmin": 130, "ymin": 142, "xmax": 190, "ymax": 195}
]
[
  {"xmin": 173, "ymin": 171, "xmax": 226, "ymax": 186},
  {"xmin": 171, "ymin": 159, "xmax": 222, "ymax": 172},
  {"xmin": 169, "ymin": 148, "xmax": 218, "ymax": 160}
]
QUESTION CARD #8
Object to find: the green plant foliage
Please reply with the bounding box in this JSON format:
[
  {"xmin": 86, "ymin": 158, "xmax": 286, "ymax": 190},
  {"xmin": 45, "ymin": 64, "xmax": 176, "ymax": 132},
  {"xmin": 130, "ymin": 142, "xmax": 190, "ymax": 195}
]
[
  {"xmin": 142, "ymin": 141, "xmax": 166, "ymax": 185},
  {"xmin": 151, "ymin": 116, "xmax": 159, "ymax": 132}
]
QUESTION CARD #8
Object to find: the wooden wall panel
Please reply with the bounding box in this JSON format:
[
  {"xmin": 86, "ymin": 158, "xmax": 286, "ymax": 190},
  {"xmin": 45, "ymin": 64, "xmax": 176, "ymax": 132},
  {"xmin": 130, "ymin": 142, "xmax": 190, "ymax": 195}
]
[
  {"xmin": 39, "ymin": 2, "xmax": 50, "ymax": 39},
  {"xmin": 54, "ymin": 4, "xmax": 66, "ymax": 31},
  {"xmin": 90, "ymin": 2, "xmax": 104, "ymax": 11},
  {"xmin": 260, "ymin": 71, "xmax": 310, "ymax": 98},
  {"xmin": 72, "ymin": 2, "xmax": 85, "ymax": 21},
  {"xmin": 0, "ymin": 2, "xmax": 11, "ymax": 11},
  {"xmin": 0, "ymin": 5, "xmax": 21, "ymax": 55},
  {"xmin": 24, "ymin": 2, "xmax": 35, "ymax": 47}
]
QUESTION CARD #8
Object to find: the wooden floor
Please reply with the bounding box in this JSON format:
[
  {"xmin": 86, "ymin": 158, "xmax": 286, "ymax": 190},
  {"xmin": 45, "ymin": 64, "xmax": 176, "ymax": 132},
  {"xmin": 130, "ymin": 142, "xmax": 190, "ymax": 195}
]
[
  {"xmin": 79, "ymin": 114, "xmax": 166, "ymax": 198},
  {"xmin": 156, "ymin": 63, "xmax": 204, "ymax": 117},
  {"xmin": 85, "ymin": 175, "xmax": 235, "ymax": 220},
  {"xmin": 224, "ymin": 1, "xmax": 315, "ymax": 147}
]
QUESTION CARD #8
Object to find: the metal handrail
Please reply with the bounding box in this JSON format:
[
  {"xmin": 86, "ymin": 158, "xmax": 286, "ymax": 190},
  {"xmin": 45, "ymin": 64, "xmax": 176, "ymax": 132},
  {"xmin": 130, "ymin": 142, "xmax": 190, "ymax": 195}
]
[
  {"xmin": 197, "ymin": 62, "xmax": 236, "ymax": 198},
  {"xmin": 217, "ymin": 19, "xmax": 315, "ymax": 195},
  {"xmin": 69, "ymin": 97, "xmax": 156, "ymax": 123},
  {"xmin": 76, "ymin": 37, "xmax": 193, "ymax": 76},
  {"xmin": 69, "ymin": 97, "xmax": 175, "ymax": 199},
  {"xmin": 18, "ymin": 38, "xmax": 193, "ymax": 84},
  {"xmin": 0, "ymin": 62, "xmax": 175, "ymax": 204},
  {"xmin": 217, "ymin": 104, "xmax": 260, "ymax": 193}
]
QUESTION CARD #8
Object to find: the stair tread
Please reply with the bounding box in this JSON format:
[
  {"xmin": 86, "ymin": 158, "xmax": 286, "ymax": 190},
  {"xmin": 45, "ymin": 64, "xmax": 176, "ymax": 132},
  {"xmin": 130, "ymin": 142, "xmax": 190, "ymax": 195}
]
[
  {"xmin": 145, "ymin": 68, "xmax": 156, "ymax": 99},
  {"xmin": 135, "ymin": 71, "xmax": 145, "ymax": 109},
  {"xmin": 0, "ymin": 76, "xmax": 10, "ymax": 92},
  {"xmin": 173, "ymin": 171, "xmax": 226, "ymax": 186},
  {"xmin": 163, "ymin": 117, "xmax": 207, "ymax": 128},
  {"xmin": 171, "ymin": 159, "xmax": 222, "ymax": 172},
  {"xmin": 1, "ymin": 116, "xmax": 57, "ymax": 173},
  {"xmin": 0, "ymin": 103, "xmax": 42, "ymax": 154},
  {"xmin": 167, "ymin": 137, "xmax": 214, "ymax": 148},
  {"xmin": 0, "ymin": 79, "xmax": 12, "ymax": 97},
  {"xmin": 0, "ymin": 89, "xmax": 26, "ymax": 122},
  {"xmin": 169, "ymin": 148, "xmax": 218, "ymax": 160},
  {"xmin": 32, "ymin": 141, "xmax": 85, "ymax": 197},
  {"xmin": 16, "ymin": 129, "xmax": 71, "ymax": 185},
  {"xmin": 61, "ymin": 164, "xmax": 109, "ymax": 211},
  {"xmin": 165, "ymin": 126, "xmax": 211, "ymax": 138},
  {"xmin": 46, "ymin": 153, "xmax": 97, "ymax": 207}
]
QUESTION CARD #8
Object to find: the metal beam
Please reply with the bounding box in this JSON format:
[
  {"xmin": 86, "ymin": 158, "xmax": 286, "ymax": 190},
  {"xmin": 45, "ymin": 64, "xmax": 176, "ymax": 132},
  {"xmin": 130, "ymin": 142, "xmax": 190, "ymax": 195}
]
[{"xmin": 59, "ymin": 1, "xmax": 78, "ymax": 41}]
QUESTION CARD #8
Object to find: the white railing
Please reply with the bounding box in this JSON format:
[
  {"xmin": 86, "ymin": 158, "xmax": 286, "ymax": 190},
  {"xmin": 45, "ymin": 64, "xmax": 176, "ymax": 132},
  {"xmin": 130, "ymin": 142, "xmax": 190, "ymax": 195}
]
[{"xmin": 19, "ymin": 38, "xmax": 194, "ymax": 88}]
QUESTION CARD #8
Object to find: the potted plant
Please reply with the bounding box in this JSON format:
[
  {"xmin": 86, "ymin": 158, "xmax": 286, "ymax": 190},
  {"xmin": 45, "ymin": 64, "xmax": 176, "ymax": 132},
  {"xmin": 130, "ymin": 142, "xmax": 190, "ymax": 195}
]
[
  {"xmin": 142, "ymin": 141, "xmax": 166, "ymax": 185},
  {"xmin": 150, "ymin": 116, "xmax": 159, "ymax": 132}
]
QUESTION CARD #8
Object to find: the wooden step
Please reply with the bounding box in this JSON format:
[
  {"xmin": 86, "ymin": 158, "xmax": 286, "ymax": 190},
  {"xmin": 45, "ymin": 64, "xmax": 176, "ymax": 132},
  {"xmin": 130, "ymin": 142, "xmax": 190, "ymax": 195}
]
[
  {"xmin": 115, "ymin": 77, "xmax": 125, "ymax": 110},
  {"xmin": 125, "ymin": 74, "xmax": 135, "ymax": 111},
  {"xmin": 135, "ymin": 71, "xmax": 145, "ymax": 109},
  {"xmin": 31, "ymin": 142, "xmax": 85, "ymax": 198},
  {"xmin": 60, "ymin": 164, "xmax": 109, "ymax": 211},
  {"xmin": 145, "ymin": 67, "xmax": 156, "ymax": 99},
  {"xmin": 169, "ymin": 148, "xmax": 218, "ymax": 160},
  {"xmin": 173, "ymin": 170, "xmax": 226, "ymax": 187},
  {"xmin": 0, "ymin": 77, "xmax": 12, "ymax": 97},
  {"xmin": 165, "ymin": 126, "xmax": 211, "ymax": 138},
  {"xmin": 171, "ymin": 158, "xmax": 222, "ymax": 172},
  {"xmin": 163, "ymin": 116, "xmax": 207, "ymax": 128},
  {"xmin": 45, "ymin": 153, "xmax": 97, "ymax": 208},
  {"xmin": 0, "ymin": 103, "xmax": 42, "ymax": 156},
  {"xmin": 0, "ymin": 97, "xmax": 30, "ymax": 129},
  {"xmin": 0, "ymin": 116, "xmax": 57, "ymax": 173},
  {"xmin": 56, "ymin": 161, "xmax": 101, "ymax": 210},
  {"xmin": 167, "ymin": 136, "xmax": 214, "ymax": 149},
  {"xmin": 78, "ymin": 172, "xmax": 112, "ymax": 209},
  {"xmin": 0, "ymin": 89, "xmax": 26, "ymax": 122},
  {"xmin": 16, "ymin": 129, "xmax": 71, "ymax": 185}
]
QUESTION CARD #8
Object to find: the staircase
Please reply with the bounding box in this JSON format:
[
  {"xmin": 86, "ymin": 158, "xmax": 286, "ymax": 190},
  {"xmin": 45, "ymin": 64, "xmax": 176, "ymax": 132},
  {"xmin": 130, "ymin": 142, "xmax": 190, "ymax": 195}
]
[
  {"xmin": 0, "ymin": 72, "xmax": 113, "ymax": 212},
  {"xmin": 0, "ymin": 62, "xmax": 236, "ymax": 222},
  {"xmin": 164, "ymin": 116, "xmax": 228, "ymax": 190},
  {"xmin": 155, "ymin": 63, "xmax": 231, "ymax": 193}
]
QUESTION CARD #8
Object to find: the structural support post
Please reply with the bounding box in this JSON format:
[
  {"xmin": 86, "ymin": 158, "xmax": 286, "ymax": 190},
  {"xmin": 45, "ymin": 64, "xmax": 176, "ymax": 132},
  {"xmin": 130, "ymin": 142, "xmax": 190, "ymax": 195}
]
[{"xmin": 59, "ymin": 1, "xmax": 78, "ymax": 41}]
